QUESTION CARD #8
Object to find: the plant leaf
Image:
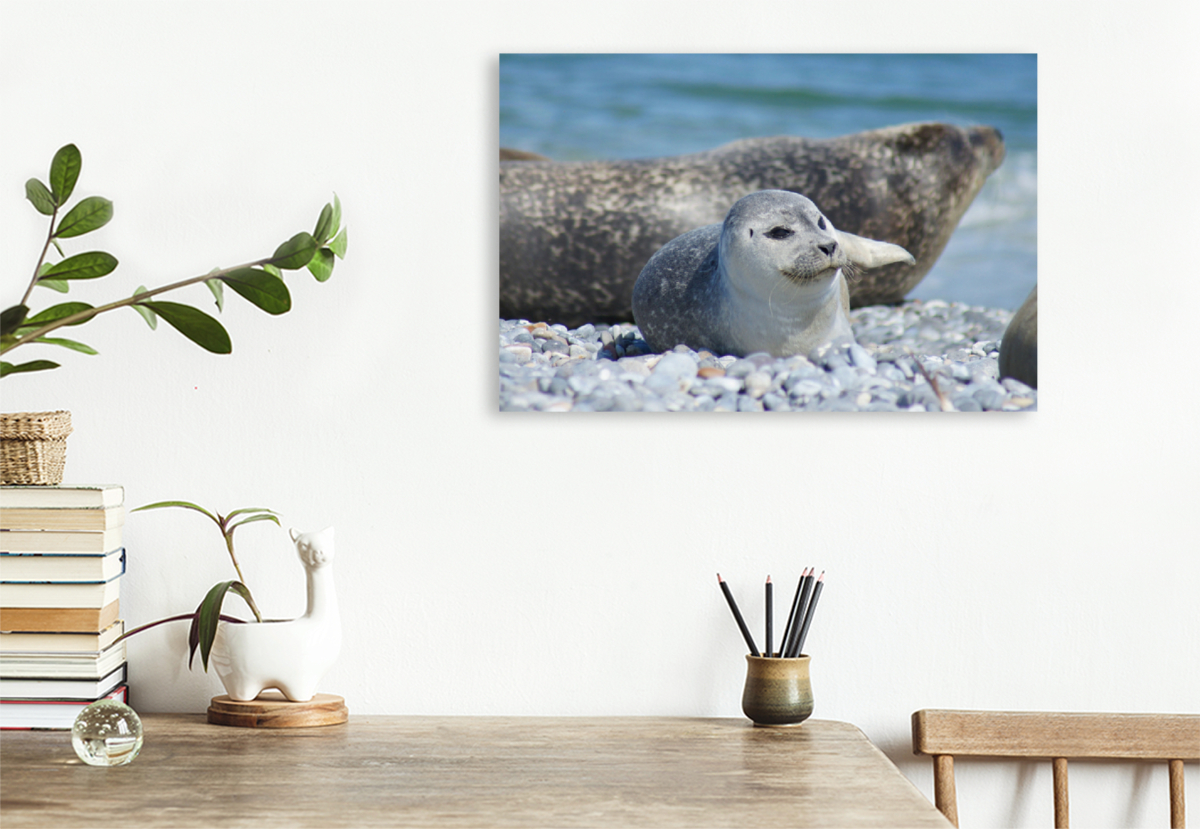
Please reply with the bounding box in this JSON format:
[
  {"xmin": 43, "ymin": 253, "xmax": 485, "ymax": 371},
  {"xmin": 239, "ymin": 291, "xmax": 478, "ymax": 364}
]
[
  {"xmin": 1, "ymin": 359, "xmax": 60, "ymax": 377},
  {"xmin": 313, "ymin": 202, "xmax": 334, "ymax": 245},
  {"xmin": 25, "ymin": 179, "xmax": 56, "ymax": 215},
  {"xmin": 227, "ymin": 513, "xmax": 283, "ymax": 534},
  {"xmin": 224, "ymin": 507, "xmax": 280, "ymax": 521},
  {"xmin": 331, "ymin": 194, "xmax": 342, "ymax": 237},
  {"xmin": 307, "ymin": 247, "xmax": 335, "ymax": 283},
  {"xmin": 41, "ymin": 251, "xmax": 118, "ymax": 281},
  {"xmin": 206, "ymin": 278, "xmax": 225, "ymax": 312},
  {"xmin": 132, "ymin": 500, "xmax": 221, "ymax": 523},
  {"xmin": 22, "ymin": 302, "xmax": 95, "ymax": 328},
  {"xmin": 329, "ymin": 226, "xmax": 348, "ymax": 259},
  {"xmin": 1, "ymin": 306, "xmax": 29, "ymax": 337},
  {"xmin": 33, "ymin": 336, "xmax": 98, "ymax": 355},
  {"xmin": 130, "ymin": 286, "xmax": 157, "ymax": 329},
  {"xmin": 269, "ymin": 231, "xmax": 318, "ymax": 270},
  {"xmin": 262, "ymin": 262, "xmax": 282, "ymax": 280},
  {"xmin": 193, "ymin": 580, "xmax": 259, "ymax": 671},
  {"xmin": 55, "ymin": 196, "xmax": 113, "ymax": 238},
  {"xmin": 220, "ymin": 267, "xmax": 291, "ymax": 315},
  {"xmin": 49, "ymin": 144, "xmax": 82, "ymax": 204},
  {"xmin": 139, "ymin": 301, "xmax": 232, "ymax": 353},
  {"xmin": 37, "ymin": 278, "xmax": 70, "ymax": 293}
]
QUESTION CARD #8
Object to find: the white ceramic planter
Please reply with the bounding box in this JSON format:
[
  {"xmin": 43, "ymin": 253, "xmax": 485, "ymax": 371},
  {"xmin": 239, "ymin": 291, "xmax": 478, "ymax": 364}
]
[{"xmin": 210, "ymin": 527, "xmax": 341, "ymax": 702}]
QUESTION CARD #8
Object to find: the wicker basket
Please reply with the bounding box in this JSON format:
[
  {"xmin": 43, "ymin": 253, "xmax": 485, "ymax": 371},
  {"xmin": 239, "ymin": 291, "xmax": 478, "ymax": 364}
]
[{"xmin": 0, "ymin": 410, "xmax": 73, "ymax": 485}]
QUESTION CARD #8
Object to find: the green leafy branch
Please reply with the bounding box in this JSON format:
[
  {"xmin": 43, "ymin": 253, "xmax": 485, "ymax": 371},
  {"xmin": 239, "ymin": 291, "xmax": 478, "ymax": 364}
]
[
  {"xmin": 1, "ymin": 143, "xmax": 348, "ymax": 378},
  {"xmin": 118, "ymin": 502, "xmax": 282, "ymax": 671}
]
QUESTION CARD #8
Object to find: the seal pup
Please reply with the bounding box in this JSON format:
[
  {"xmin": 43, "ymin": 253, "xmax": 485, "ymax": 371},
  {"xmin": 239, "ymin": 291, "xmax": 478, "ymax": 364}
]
[
  {"xmin": 632, "ymin": 190, "xmax": 914, "ymax": 358},
  {"xmin": 999, "ymin": 285, "xmax": 1037, "ymax": 388},
  {"xmin": 501, "ymin": 122, "xmax": 1004, "ymax": 326}
]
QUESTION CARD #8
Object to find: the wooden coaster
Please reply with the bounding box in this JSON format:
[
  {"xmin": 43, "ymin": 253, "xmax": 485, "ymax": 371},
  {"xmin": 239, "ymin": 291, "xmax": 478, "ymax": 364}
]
[{"xmin": 207, "ymin": 691, "xmax": 348, "ymax": 728}]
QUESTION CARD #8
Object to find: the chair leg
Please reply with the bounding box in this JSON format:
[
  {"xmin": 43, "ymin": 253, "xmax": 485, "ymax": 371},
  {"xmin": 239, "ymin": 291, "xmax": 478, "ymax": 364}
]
[
  {"xmin": 1053, "ymin": 757, "xmax": 1069, "ymax": 829},
  {"xmin": 933, "ymin": 754, "xmax": 959, "ymax": 827},
  {"xmin": 1169, "ymin": 759, "xmax": 1185, "ymax": 829}
]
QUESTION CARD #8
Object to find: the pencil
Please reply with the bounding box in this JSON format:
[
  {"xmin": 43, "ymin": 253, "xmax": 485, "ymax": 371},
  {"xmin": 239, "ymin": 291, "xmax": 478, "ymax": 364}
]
[
  {"xmin": 784, "ymin": 568, "xmax": 815, "ymax": 658},
  {"xmin": 780, "ymin": 567, "xmax": 810, "ymax": 655},
  {"xmin": 717, "ymin": 573, "xmax": 760, "ymax": 656},
  {"xmin": 765, "ymin": 576, "xmax": 773, "ymax": 658},
  {"xmin": 793, "ymin": 571, "xmax": 824, "ymax": 657}
]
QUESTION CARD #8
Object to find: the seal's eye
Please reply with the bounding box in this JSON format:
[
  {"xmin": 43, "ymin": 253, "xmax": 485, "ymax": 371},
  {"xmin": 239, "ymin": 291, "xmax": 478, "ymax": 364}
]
[
  {"xmin": 818, "ymin": 216, "xmax": 827, "ymax": 230},
  {"xmin": 764, "ymin": 227, "xmax": 794, "ymax": 240}
]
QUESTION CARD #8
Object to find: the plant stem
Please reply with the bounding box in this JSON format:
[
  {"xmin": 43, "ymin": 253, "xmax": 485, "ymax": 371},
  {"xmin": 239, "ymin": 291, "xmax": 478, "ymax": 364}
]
[
  {"xmin": 112, "ymin": 612, "xmax": 247, "ymax": 646},
  {"xmin": 20, "ymin": 207, "xmax": 59, "ymax": 307},
  {"xmin": 1, "ymin": 255, "xmax": 275, "ymax": 356}
]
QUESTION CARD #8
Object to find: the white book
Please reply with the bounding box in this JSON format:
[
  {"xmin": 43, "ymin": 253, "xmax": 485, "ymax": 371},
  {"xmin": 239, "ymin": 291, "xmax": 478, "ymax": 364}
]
[
  {"xmin": 0, "ymin": 485, "xmax": 124, "ymax": 510},
  {"xmin": 0, "ymin": 576, "xmax": 121, "ymax": 609},
  {"xmin": 0, "ymin": 548, "xmax": 125, "ymax": 584},
  {"xmin": 0, "ymin": 527, "xmax": 123, "ymax": 554},
  {"xmin": 0, "ymin": 641, "xmax": 126, "ymax": 679},
  {"xmin": 0, "ymin": 621, "xmax": 124, "ymax": 654},
  {"xmin": 0, "ymin": 504, "xmax": 125, "ymax": 532},
  {"xmin": 1, "ymin": 684, "xmax": 128, "ymax": 730},
  {"xmin": 0, "ymin": 663, "xmax": 126, "ymax": 699}
]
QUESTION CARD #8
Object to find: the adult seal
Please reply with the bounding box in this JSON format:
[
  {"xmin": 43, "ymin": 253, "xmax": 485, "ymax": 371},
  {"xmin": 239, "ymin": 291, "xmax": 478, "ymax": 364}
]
[
  {"xmin": 999, "ymin": 285, "xmax": 1037, "ymax": 388},
  {"xmin": 633, "ymin": 190, "xmax": 914, "ymax": 358},
  {"xmin": 500, "ymin": 122, "xmax": 1004, "ymax": 327}
]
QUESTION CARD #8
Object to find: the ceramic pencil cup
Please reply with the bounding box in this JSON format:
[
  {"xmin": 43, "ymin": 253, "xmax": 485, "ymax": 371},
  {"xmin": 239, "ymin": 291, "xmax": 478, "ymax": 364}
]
[{"xmin": 741, "ymin": 654, "xmax": 813, "ymax": 727}]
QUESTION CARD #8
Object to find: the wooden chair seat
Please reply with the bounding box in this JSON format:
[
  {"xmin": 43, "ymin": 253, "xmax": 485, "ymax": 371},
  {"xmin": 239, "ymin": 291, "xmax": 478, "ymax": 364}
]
[{"xmin": 911, "ymin": 710, "xmax": 1199, "ymax": 828}]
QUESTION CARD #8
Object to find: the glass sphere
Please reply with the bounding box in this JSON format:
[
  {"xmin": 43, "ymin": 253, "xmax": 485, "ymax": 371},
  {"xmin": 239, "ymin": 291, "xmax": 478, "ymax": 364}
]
[{"xmin": 72, "ymin": 699, "xmax": 143, "ymax": 766}]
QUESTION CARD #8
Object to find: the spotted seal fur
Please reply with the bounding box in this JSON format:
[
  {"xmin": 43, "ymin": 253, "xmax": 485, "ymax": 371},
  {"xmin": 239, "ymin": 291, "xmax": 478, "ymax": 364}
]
[{"xmin": 632, "ymin": 190, "xmax": 914, "ymax": 357}]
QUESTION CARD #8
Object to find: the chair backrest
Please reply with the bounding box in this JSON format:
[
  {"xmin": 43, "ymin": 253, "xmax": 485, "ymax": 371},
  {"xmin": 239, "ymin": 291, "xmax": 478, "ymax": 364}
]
[{"xmin": 911, "ymin": 710, "xmax": 1199, "ymax": 828}]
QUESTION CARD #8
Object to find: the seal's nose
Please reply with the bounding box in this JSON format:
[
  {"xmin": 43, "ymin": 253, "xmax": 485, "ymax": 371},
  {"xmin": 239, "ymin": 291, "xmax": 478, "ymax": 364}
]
[{"xmin": 818, "ymin": 242, "xmax": 837, "ymax": 258}]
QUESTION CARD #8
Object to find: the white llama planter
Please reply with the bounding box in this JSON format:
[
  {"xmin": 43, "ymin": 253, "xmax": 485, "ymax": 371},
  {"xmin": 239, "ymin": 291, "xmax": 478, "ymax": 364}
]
[{"xmin": 210, "ymin": 526, "xmax": 341, "ymax": 702}]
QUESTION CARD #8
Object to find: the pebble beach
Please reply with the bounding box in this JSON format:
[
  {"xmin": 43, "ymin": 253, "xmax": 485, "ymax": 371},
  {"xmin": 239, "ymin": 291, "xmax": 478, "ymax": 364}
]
[{"xmin": 499, "ymin": 300, "xmax": 1036, "ymax": 412}]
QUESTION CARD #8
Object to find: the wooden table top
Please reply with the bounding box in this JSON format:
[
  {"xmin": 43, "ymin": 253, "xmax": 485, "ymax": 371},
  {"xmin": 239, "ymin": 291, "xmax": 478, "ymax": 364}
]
[{"xmin": 0, "ymin": 715, "xmax": 951, "ymax": 828}]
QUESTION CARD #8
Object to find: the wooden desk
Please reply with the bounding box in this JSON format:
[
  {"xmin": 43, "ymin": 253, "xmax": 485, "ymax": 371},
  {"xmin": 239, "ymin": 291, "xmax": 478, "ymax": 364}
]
[{"xmin": 1, "ymin": 716, "xmax": 950, "ymax": 828}]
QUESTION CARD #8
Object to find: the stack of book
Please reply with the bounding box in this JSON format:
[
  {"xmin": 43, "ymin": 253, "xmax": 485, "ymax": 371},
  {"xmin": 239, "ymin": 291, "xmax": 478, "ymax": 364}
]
[{"xmin": 0, "ymin": 484, "xmax": 129, "ymax": 730}]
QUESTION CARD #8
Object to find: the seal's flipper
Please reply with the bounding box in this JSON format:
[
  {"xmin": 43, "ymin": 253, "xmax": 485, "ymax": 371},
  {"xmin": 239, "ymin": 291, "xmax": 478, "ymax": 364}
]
[{"xmin": 833, "ymin": 230, "xmax": 915, "ymax": 270}]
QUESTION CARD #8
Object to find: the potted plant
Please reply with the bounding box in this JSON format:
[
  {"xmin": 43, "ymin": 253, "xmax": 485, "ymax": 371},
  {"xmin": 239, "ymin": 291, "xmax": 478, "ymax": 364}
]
[
  {"xmin": 118, "ymin": 501, "xmax": 341, "ymax": 704},
  {"xmin": 0, "ymin": 143, "xmax": 347, "ymax": 483}
]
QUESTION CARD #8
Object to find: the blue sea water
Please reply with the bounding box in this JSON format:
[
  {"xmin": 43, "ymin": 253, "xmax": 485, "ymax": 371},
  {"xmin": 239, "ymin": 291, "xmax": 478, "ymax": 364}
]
[{"xmin": 500, "ymin": 54, "xmax": 1037, "ymax": 311}]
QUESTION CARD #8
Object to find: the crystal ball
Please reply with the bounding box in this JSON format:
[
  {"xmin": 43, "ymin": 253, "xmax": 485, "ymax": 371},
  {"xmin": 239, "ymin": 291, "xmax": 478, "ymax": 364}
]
[{"xmin": 72, "ymin": 699, "xmax": 143, "ymax": 766}]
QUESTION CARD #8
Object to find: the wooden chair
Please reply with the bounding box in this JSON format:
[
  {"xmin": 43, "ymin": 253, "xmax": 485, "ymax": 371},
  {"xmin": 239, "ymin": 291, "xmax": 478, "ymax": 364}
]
[{"xmin": 912, "ymin": 710, "xmax": 1199, "ymax": 828}]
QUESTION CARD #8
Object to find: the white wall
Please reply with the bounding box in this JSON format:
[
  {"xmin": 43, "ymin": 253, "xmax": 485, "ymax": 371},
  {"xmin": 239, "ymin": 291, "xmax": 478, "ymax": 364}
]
[{"xmin": 2, "ymin": 2, "xmax": 1196, "ymax": 827}]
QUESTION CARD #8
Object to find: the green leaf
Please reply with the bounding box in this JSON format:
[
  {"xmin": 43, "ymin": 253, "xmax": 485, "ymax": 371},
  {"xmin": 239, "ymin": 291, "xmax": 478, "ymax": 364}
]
[
  {"xmin": 41, "ymin": 251, "xmax": 118, "ymax": 281},
  {"xmin": 37, "ymin": 278, "xmax": 70, "ymax": 293},
  {"xmin": 269, "ymin": 231, "xmax": 318, "ymax": 270},
  {"xmin": 206, "ymin": 278, "xmax": 225, "ymax": 312},
  {"xmin": 224, "ymin": 507, "xmax": 279, "ymax": 521},
  {"xmin": 329, "ymin": 226, "xmax": 348, "ymax": 259},
  {"xmin": 193, "ymin": 580, "xmax": 259, "ymax": 671},
  {"xmin": 23, "ymin": 302, "xmax": 95, "ymax": 328},
  {"xmin": 262, "ymin": 262, "xmax": 282, "ymax": 280},
  {"xmin": 49, "ymin": 144, "xmax": 82, "ymax": 204},
  {"xmin": 1, "ymin": 306, "xmax": 29, "ymax": 337},
  {"xmin": 313, "ymin": 202, "xmax": 334, "ymax": 245},
  {"xmin": 55, "ymin": 196, "xmax": 113, "ymax": 238},
  {"xmin": 331, "ymin": 194, "xmax": 342, "ymax": 237},
  {"xmin": 132, "ymin": 500, "xmax": 221, "ymax": 523},
  {"xmin": 138, "ymin": 301, "xmax": 232, "ymax": 353},
  {"xmin": 220, "ymin": 267, "xmax": 291, "ymax": 315},
  {"xmin": 33, "ymin": 336, "xmax": 98, "ymax": 355},
  {"xmin": 307, "ymin": 247, "xmax": 335, "ymax": 282},
  {"xmin": 227, "ymin": 512, "xmax": 282, "ymax": 534},
  {"xmin": 131, "ymin": 286, "xmax": 157, "ymax": 329},
  {"xmin": 1, "ymin": 359, "xmax": 60, "ymax": 377},
  {"xmin": 25, "ymin": 179, "xmax": 55, "ymax": 215}
]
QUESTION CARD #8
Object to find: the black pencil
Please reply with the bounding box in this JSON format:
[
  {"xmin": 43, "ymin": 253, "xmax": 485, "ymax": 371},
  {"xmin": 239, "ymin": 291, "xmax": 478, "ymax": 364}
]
[
  {"xmin": 793, "ymin": 571, "xmax": 824, "ymax": 657},
  {"xmin": 765, "ymin": 576, "xmax": 773, "ymax": 658},
  {"xmin": 779, "ymin": 567, "xmax": 809, "ymax": 655},
  {"xmin": 717, "ymin": 573, "xmax": 759, "ymax": 656},
  {"xmin": 784, "ymin": 568, "xmax": 815, "ymax": 658}
]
